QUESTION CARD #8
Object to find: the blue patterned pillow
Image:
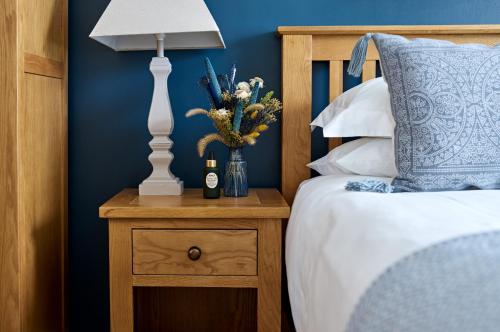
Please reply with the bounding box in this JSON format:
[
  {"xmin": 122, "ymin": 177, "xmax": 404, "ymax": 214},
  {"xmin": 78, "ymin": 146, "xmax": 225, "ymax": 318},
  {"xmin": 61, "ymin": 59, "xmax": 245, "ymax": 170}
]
[{"xmin": 348, "ymin": 33, "xmax": 500, "ymax": 192}]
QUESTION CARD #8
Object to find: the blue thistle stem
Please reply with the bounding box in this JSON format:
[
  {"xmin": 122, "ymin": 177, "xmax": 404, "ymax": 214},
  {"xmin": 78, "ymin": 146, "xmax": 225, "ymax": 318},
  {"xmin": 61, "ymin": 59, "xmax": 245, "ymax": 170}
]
[
  {"xmin": 219, "ymin": 74, "xmax": 230, "ymax": 92},
  {"xmin": 199, "ymin": 76, "xmax": 216, "ymax": 107},
  {"xmin": 229, "ymin": 64, "xmax": 237, "ymax": 93},
  {"xmin": 204, "ymin": 57, "xmax": 222, "ymax": 108},
  {"xmin": 232, "ymin": 101, "xmax": 244, "ymax": 133},
  {"xmin": 249, "ymin": 84, "xmax": 260, "ymax": 104}
]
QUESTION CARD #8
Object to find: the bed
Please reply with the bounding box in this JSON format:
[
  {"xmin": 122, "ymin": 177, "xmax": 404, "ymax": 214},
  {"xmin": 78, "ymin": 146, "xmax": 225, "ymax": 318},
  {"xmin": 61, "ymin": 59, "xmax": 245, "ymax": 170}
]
[{"xmin": 278, "ymin": 25, "xmax": 500, "ymax": 332}]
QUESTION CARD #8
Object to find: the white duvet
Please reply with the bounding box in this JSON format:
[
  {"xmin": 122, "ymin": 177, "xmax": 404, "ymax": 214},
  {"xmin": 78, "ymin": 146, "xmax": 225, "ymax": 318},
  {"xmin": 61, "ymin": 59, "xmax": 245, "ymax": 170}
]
[{"xmin": 286, "ymin": 175, "xmax": 500, "ymax": 332}]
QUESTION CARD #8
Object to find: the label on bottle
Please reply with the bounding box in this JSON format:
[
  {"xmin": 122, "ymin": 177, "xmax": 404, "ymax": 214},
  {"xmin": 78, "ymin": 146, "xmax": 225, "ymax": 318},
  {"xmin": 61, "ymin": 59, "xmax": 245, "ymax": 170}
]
[{"xmin": 205, "ymin": 172, "xmax": 218, "ymax": 189}]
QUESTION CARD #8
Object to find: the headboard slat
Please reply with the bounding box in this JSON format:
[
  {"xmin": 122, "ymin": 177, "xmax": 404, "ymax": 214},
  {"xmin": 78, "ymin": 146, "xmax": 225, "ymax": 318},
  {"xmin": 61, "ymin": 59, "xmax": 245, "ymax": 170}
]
[
  {"xmin": 362, "ymin": 60, "xmax": 377, "ymax": 82},
  {"xmin": 279, "ymin": 25, "xmax": 500, "ymax": 204},
  {"xmin": 328, "ymin": 61, "xmax": 344, "ymax": 151},
  {"xmin": 329, "ymin": 60, "xmax": 343, "ymax": 102},
  {"xmin": 281, "ymin": 35, "xmax": 312, "ymax": 204}
]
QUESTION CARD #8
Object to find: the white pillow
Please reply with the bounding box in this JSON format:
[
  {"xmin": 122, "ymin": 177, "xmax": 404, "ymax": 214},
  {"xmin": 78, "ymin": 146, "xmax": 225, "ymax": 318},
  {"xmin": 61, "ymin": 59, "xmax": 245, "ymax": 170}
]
[
  {"xmin": 311, "ymin": 77, "xmax": 394, "ymax": 137},
  {"xmin": 307, "ymin": 138, "xmax": 397, "ymax": 177}
]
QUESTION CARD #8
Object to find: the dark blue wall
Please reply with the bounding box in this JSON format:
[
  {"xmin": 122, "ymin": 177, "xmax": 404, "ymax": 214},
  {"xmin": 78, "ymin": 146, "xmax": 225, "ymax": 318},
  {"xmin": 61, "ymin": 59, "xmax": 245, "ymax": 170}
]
[{"xmin": 69, "ymin": 0, "xmax": 500, "ymax": 330}]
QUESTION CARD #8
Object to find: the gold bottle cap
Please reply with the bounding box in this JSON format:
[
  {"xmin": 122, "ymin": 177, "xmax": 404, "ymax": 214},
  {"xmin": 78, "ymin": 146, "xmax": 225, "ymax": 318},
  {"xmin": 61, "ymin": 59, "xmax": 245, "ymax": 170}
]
[{"xmin": 206, "ymin": 152, "xmax": 217, "ymax": 167}]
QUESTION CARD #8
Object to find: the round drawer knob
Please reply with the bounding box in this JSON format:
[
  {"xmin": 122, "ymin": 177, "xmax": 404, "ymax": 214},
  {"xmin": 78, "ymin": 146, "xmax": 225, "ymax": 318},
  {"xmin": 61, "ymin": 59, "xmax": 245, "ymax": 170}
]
[{"xmin": 187, "ymin": 246, "xmax": 202, "ymax": 261}]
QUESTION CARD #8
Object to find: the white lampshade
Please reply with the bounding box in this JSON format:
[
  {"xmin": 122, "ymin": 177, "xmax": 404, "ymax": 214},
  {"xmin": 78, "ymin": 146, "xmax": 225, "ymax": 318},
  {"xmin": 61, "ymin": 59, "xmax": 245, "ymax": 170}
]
[{"xmin": 89, "ymin": 0, "xmax": 225, "ymax": 51}]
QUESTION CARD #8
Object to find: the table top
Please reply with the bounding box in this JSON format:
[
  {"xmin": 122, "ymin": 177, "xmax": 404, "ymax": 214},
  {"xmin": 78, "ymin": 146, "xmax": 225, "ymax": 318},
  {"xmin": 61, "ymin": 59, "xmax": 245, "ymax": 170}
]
[{"xmin": 99, "ymin": 188, "xmax": 290, "ymax": 219}]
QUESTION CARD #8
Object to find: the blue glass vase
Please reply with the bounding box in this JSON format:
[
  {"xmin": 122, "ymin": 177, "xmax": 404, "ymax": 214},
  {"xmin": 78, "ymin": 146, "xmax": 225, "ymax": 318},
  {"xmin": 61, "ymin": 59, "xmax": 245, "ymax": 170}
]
[{"xmin": 224, "ymin": 147, "xmax": 248, "ymax": 197}]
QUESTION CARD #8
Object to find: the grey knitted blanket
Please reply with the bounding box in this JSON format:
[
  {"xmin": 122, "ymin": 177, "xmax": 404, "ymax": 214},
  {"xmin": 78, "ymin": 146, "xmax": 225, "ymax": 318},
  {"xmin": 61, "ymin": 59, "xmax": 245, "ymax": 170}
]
[{"xmin": 347, "ymin": 231, "xmax": 500, "ymax": 332}]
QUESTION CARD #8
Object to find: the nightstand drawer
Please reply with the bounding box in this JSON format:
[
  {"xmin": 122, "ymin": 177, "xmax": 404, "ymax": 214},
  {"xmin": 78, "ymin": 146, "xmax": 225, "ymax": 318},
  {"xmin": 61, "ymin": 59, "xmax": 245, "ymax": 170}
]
[{"xmin": 132, "ymin": 229, "xmax": 257, "ymax": 276}]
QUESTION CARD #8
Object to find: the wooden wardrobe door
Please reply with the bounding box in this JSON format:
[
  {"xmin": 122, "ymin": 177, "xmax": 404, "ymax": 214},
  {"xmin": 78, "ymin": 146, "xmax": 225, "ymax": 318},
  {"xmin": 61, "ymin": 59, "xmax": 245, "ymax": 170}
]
[
  {"xmin": 18, "ymin": 0, "xmax": 67, "ymax": 330},
  {"xmin": 19, "ymin": 75, "xmax": 65, "ymax": 331},
  {"xmin": 0, "ymin": 1, "xmax": 21, "ymax": 330}
]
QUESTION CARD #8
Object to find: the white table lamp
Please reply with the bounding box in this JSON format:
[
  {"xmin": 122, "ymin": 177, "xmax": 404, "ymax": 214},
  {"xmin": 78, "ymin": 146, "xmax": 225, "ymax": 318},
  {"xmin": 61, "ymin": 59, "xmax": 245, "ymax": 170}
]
[{"xmin": 90, "ymin": 0, "xmax": 225, "ymax": 195}]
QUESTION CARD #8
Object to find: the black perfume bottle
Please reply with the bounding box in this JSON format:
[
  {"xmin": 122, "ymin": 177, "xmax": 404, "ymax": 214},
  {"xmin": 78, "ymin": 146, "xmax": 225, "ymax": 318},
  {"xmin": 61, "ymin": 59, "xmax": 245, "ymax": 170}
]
[{"xmin": 203, "ymin": 151, "xmax": 220, "ymax": 199}]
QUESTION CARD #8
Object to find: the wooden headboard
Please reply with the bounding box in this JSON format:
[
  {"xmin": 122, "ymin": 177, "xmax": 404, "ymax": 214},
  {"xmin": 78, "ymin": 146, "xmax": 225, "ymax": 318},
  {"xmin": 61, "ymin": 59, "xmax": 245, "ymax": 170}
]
[{"xmin": 277, "ymin": 25, "xmax": 500, "ymax": 204}]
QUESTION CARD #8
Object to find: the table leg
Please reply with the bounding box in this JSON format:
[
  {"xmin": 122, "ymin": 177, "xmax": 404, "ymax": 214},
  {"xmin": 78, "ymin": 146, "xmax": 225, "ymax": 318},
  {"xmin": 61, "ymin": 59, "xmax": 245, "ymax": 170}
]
[
  {"xmin": 257, "ymin": 219, "xmax": 282, "ymax": 332},
  {"xmin": 109, "ymin": 220, "xmax": 134, "ymax": 332}
]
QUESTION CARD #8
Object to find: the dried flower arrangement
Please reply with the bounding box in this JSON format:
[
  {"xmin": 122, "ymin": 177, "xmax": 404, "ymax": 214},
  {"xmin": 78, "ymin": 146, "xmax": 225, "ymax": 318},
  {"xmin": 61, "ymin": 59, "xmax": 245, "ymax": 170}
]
[{"xmin": 186, "ymin": 58, "xmax": 282, "ymax": 157}]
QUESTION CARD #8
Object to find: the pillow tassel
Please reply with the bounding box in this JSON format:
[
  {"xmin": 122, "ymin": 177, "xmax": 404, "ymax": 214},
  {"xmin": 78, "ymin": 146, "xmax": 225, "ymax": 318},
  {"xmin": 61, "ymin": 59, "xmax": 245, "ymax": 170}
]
[
  {"xmin": 347, "ymin": 33, "xmax": 373, "ymax": 77},
  {"xmin": 345, "ymin": 180, "xmax": 393, "ymax": 193}
]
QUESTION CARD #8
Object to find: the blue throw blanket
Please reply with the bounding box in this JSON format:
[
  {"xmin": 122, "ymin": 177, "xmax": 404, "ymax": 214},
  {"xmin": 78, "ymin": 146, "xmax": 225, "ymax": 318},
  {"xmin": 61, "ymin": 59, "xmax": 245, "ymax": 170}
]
[{"xmin": 346, "ymin": 231, "xmax": 500, "ymax": 332}]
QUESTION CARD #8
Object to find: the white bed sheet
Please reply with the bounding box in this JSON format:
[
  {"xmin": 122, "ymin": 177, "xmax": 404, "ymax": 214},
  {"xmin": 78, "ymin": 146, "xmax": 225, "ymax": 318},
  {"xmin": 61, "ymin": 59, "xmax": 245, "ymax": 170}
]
[{"xmin": 286, "ymin": 175, "xmax": 500, "ymax": 332}]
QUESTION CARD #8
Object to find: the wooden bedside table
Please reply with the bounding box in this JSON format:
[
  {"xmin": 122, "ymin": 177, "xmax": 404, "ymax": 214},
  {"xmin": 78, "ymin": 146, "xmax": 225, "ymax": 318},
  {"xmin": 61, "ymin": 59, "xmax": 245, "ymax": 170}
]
[{"xmin": 99, "ymin": 188, "xmax": 290, "ymax": 332}]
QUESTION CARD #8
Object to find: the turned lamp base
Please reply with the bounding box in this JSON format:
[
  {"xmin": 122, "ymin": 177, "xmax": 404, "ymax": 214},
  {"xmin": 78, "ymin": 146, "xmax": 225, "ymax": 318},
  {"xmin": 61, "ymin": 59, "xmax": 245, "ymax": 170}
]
[
  {"xmin": 139, "ymin": 35, "xmax": 184, "ymax": 196},
  {"xmin": 139, "ymin": 178, "xmax": 184, "ymax": 195}
]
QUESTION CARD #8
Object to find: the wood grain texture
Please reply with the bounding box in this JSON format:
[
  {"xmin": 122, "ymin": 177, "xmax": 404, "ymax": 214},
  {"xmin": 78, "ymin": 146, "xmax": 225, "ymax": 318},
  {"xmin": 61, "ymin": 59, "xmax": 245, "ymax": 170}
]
[
  {"xmin": 24, "ymin": 53, "xmax": 64, "ymax": 78},
  {"xmin": 133, "ymin": 230, "xmax": 257, "ymax": 276},
  {"xmin": 312, "ymin": 35, "xmax": 500, "ymax": 61},
  {"xmin": 278, "ymin": 25, "xmax": 500, "ymax": 204},
  {"xmin": 258, "ymin": 219, "xmax": 281, "ymax": 332},
  {"xmin": 134, "ymin": 287, "xmax": 257, "ymax": 332},
  {"xmin": 277, "ymin": 25, "xmax": 500, "ymax": 35},
  {"xmin": 100, "ymin": 188, "xmax": 290, "ymax": 219},
  {"xmin": 0, "ymin": 0, "xmax": 20, "ymax": 330},
  {"xmin": 127, "ymin": 218, "xmax": 259, "ymax": 230},
  {"xmin": 312, "ymin": 34, "xmax": 379, "ymax": 61},
  {"xmin": 0, "ymin": 0, "xmax": 67, "ymax": 330},
  {"xmin": 19, "ymin": 74, "xmax": 64, "ymax": 332},
  {"xmin": 281, "ymin": 35, "xmax": 312, "ymax": 205},
  {"xmin": 328, "ymin": 60, "xmax": 343, "ymax": 151},
  {"xmin": 22, "ymin": 0, "xmax": 64, "ymax": 61},
  {"xmin": 133, "ymin": 275, "xmax": 258, "ymax": 288},
  {"xmin": 329, "ymin": 60, "xmax": 343, "ymax": 102},
  {"xmin": 109, "ymin": 220, "xmax": 134, "ymax": 332},
  {"xmin": 362, "ymin": 60, "xmax": 377, "ymax": 82},
  {"xmin": 60, "ymin": 0, "xmax": 68, "ymax": 329}
]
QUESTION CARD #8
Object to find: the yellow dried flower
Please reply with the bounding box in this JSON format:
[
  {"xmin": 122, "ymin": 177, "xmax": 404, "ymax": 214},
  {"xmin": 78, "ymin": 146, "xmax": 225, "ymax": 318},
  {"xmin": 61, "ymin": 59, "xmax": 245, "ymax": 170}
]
[
  {"xmin": 185, "ymin": 108, "xmax": 209, "ymax": 117},
  {"xmin": 242, "ymin": 135, "xmax": 256, "ymax": 145},
  {"xmin": 256, "ymin": 124, "xmax": 268, "ymax": 132},
  {"xmin": 222, "ymin": 91, "xmax": 233, "ymax": 103},
  {"xmin": 197, "ymin": 133, "xmax": 226, "ymax": 157},
  {"xmin": 249, "ymin": 132, "xmax": 260, "ymax": 138},
  {"xmin": 244, "ymin": 103, "xmax": 265, "ymax": 113},
  {"xmin": 264, "ymin": 98, "xmax": 282, "ymax": 112}
]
